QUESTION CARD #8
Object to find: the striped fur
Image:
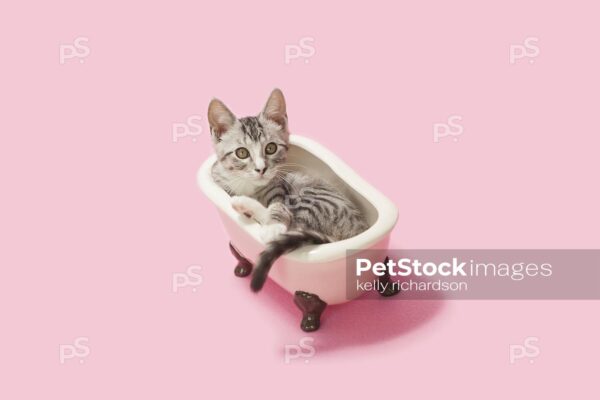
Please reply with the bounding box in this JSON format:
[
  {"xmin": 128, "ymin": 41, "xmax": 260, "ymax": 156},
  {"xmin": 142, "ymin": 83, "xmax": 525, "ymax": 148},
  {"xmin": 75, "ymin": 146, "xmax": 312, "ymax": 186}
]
[
  {"xmin": 208, "ymin": 89, "xmax": 369, "ymax": 292},
  {"xmin": 250, "ymin": 230, "xmax": 328, "ymax": 291}
]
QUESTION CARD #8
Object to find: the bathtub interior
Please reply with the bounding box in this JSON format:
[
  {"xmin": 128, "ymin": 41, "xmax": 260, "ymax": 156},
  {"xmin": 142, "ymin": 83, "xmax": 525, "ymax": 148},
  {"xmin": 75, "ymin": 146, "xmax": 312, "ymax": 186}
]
[
  {"xmin": 285, "ymin": 144, "xmax": 379, "ymax": 227},
  {"xmin": 198, "ymin": 134, "xmax": 398, "ymax": 264}
]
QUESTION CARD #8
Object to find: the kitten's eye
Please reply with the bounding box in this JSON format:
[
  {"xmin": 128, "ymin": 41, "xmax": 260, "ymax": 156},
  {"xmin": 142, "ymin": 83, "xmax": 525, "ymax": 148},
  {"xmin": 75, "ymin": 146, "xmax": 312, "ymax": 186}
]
[
  {"xmin": 235, "ymin": 147, "xmax": 249, "ymax": 159},
  {"xmin": 265, "ymin": 142, "xmax": 278, "ymax": 155}
]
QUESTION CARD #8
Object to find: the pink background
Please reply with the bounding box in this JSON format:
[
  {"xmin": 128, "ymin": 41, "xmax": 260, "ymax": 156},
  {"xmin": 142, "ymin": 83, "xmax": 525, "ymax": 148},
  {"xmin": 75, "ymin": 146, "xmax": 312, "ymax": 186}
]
[{"xmin": 1, "ymin": 1, "xmax": 599, "ymax": 398}]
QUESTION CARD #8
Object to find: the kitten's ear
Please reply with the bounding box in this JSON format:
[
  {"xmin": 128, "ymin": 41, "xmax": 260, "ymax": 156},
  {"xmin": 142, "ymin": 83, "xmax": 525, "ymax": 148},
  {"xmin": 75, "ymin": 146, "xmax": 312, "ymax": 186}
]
[
  {"xmin": 208, "ymin": 98, "xmax": 236, "ymax": 140},
  {"xmin": 261, "ymin": 88, "xmax": 287, "ymax": 128}
]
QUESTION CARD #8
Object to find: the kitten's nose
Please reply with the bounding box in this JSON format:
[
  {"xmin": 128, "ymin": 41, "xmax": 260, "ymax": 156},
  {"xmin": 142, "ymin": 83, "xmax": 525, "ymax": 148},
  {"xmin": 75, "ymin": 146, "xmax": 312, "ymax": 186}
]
[{"xmin": 254, "ymin": 167, "xmax": 267, "ymax": 175}]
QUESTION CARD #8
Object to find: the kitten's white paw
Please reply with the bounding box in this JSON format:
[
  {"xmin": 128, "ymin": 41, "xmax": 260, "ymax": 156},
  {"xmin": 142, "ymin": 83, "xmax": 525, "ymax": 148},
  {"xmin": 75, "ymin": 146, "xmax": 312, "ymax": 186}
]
[
  {"xmin": 260, "ymin": 223, "xmax": 287, "ymax": 243},
  {"xmin": 231, "ymin": 196, "xmax": 256, "ymax": 218}
]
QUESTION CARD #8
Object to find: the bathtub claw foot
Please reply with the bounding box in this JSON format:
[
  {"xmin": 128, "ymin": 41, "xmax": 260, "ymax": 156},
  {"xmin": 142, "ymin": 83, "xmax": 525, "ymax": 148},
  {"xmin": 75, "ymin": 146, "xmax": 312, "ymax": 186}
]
[
  {"xmin": 294, "ymin": 291, "xmax": 327, "ymax": 332},
  {"xmin": 229, "ymin": 243, "xmax": 253, "ymax": 277},
  {"xmin": 378, "ymin": 257, "xmax": 401, "ymax": 297}
]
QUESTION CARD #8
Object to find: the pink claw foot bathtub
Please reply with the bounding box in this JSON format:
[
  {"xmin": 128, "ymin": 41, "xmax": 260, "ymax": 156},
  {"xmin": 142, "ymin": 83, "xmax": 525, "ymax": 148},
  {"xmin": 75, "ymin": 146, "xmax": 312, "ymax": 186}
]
[{"xmin": 197, "ymin": 134, "xmax": 400, "ymax": 331}]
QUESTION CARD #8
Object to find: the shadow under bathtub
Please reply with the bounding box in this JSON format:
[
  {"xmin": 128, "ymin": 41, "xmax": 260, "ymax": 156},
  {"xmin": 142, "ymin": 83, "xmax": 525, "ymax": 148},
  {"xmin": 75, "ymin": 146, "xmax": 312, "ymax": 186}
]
[{"xmin": 247, "ymin": 276, "xmax": 445, "ymax": 353}]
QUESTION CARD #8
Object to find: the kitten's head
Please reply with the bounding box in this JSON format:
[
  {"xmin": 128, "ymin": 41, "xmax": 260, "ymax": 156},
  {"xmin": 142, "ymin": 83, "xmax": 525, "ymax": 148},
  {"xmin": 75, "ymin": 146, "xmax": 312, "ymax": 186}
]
[{"xmin": 208, "ymin": 89, "xmax": 289, "ymax": 190}]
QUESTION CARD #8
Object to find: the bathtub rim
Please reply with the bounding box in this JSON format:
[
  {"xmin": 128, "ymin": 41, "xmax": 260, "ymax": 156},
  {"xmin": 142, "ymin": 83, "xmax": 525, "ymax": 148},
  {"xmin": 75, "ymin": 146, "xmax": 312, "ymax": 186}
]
[{"xmin": 197, "ymin": 134, "xmax": 398, "ymax": 263}]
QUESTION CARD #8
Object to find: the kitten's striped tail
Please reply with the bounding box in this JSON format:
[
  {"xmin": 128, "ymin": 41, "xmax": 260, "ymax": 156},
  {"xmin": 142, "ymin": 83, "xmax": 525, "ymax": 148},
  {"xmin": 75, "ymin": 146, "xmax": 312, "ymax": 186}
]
[{"xmin": 250, "ymin": 230, "xmax": 330, "ymax": 292}]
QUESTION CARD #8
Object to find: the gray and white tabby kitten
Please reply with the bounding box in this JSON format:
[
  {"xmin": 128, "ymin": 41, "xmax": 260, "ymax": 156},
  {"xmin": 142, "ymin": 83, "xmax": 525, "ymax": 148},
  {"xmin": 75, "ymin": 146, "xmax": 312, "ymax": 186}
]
[{"xmin": 208, "ymin": 89, "xmax": 368, "ymax": 291}]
